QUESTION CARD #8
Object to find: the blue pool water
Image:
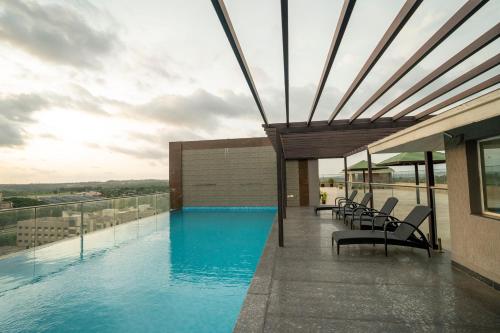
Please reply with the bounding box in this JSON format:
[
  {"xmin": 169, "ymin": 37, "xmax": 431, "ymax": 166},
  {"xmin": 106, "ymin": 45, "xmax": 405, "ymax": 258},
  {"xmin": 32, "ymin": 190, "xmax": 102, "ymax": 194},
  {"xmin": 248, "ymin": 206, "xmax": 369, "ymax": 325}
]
[{"xmin": 0, "ymin": 208, "xmax": 275, "ymax": 332}]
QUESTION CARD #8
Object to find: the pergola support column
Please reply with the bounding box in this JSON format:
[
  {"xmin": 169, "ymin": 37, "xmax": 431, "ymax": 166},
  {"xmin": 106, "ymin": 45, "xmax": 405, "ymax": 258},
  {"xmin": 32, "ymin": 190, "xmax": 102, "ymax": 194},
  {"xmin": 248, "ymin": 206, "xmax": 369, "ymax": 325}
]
[
  {"xmin": 344, "ymin": 157, "xmax": 348, "ymax": 198},
  {"xmin": 367, "ymin": 150, "xmax": 374, "ymax": 208},
  {"xmin": 276, "ymin": 129, "xmax": 284, "ymax": 247},
  {"xmin": 424, "ymin": 151, "xmax": 438, "ymax": 249}
]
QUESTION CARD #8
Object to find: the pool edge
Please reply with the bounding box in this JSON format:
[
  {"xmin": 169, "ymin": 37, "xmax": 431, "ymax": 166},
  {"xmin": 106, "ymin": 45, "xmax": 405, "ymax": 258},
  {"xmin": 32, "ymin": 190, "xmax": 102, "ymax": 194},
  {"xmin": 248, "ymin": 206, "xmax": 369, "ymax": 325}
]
[{"xmin": 233, "ymin": 213, "xmax": 278, "ymax": 333}]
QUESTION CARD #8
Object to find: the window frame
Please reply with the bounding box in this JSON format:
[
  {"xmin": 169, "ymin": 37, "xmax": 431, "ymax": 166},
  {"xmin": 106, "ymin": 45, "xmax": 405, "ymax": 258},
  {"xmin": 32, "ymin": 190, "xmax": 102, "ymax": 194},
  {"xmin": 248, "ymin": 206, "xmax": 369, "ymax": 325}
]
[{"xmin": 477, "ymin": 135, "xmax": 500, "ymax": 218}]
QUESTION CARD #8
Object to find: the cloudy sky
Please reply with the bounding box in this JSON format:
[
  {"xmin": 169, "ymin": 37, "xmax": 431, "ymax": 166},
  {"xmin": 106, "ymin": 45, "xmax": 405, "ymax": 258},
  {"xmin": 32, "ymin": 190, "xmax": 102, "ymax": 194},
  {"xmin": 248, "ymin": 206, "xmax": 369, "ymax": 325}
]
[{"xmin": 0, "ymin": 0, "xmax": 498, "ymax": 183}]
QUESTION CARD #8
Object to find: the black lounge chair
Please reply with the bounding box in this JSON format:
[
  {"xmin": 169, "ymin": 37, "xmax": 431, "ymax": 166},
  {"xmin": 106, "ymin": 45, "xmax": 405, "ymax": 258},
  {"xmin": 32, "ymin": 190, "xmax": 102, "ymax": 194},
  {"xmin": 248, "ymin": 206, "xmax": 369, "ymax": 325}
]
[
  {"xmin": 332, "ymin": 205, "xmax": 432, "ymax": 257},
  {"xmin": 348, "ymin": 197, "xmax": 399, "ymax": 230},
  {"xmin": 314, "ymin": 190, "xmax": 358, "ymax": 215},
  {"xmin": 338, "ymin": 192, "xmax": 372, "ymax": 222}
]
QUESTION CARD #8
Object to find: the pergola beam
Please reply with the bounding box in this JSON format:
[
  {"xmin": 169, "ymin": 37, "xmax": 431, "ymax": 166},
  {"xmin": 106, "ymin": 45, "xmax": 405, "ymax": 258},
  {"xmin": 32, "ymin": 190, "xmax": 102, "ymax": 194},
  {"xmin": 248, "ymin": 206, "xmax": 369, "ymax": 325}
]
[
  {"xmin": 272, "ymin": 116, "xmax": 420, "ymax": 134},
  {"xmin": 210, "ymin": 0, "xmax": 269, "ymax": 125},
  {"xmin": 306, "ymin": 0, "xmax": 356, "ymax": 126},
  {"xmin": 370, "ymin": 23, "xmax": 500, "ymax": 121},
  {"xmin": 348, "ymin": 0, "xmax": 488, "ymax": 123},
  {"xmin": 280, "ymin": 0, "xmax": 290, "ymax": 126},
  {"xmin": 415, "ymin": 75, "xmax": 500, "ymax": 119},
  {"xmin": 327, "ymin": 0, "xmax": 422, "ymax": 123},
  {"xmin": 393, "ymin": 54, "xmax": 500, "ymax": 120}
]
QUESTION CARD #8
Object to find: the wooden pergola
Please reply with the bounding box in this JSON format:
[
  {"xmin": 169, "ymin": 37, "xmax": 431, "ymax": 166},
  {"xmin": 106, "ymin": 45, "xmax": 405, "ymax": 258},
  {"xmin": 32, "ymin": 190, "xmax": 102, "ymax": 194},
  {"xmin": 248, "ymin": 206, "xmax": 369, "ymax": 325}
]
[{"xmin": 210, "ymin": 0, "xmax": 500, "ymax": 247}]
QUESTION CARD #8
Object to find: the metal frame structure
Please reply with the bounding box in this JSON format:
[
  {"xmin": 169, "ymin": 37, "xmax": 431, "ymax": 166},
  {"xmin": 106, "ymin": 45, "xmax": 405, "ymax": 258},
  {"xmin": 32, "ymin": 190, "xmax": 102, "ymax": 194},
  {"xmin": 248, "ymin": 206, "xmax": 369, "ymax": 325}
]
[
  {"xmin": 307, "ymin": 0, "xmax": 356, "ymax": 125},
  {"xmin": 209, "ymin": 0, "xmax": 498, "ymax": 247},
  {"xmin": 348, "ymin": 0, "xmax": 489, "ymax": 123},
  {"xmin": 328, "ymin": 0, "xmax": 423, "ymax": 122},
  {"xmin": 210, "ymin": 0, "xmax": 269, "ymax": 125},
  {"xmin": 280, "ymin": 0, "xmax": 289, "ymax": 126}
]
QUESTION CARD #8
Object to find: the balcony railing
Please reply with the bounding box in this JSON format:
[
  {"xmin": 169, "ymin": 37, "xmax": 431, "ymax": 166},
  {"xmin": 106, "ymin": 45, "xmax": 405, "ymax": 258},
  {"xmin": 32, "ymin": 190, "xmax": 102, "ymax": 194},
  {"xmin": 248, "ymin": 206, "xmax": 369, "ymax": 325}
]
[{"xmin": 0, "ymin": 193, "xmax": 170, "ymax": 258}]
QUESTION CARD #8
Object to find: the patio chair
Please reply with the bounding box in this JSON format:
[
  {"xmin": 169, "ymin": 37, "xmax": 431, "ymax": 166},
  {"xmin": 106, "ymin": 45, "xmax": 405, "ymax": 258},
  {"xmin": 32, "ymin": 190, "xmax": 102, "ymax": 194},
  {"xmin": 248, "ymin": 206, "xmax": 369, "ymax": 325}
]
[
  {"xmin": 332, "ymin": 205, "xmax": 432, "ymax": 257},
  {"xmin": 348, "ymin": 197, "xmax": 399, "ymax": 230},
  {"xmin": 314, "ymin": 190, "xmax": 358, "ymax": 215},
  {"xmin": 337, "ymin": 192, "xmax": 372, "ymax": 223}
]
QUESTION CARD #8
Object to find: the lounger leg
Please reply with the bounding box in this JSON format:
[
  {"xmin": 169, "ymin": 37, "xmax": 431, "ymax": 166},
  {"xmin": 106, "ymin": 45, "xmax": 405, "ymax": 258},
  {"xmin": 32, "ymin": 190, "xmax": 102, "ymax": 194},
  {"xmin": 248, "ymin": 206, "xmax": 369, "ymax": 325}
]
[
  {"xmin": 384, "ymin": 243, "xmax": 388, "ymax": 256},
  {"xmin": 337, "ymin": 243, "xmax": 340, "ymax": 255},
  {"xmin": 427, "ymin": 247, "xmax": 431, "ymax": 258}
]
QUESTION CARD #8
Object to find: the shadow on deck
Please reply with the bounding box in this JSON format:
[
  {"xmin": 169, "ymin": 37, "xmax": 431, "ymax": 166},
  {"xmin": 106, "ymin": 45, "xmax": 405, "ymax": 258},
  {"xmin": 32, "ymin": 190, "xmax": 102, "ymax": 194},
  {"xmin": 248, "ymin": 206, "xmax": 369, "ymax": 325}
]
[{"xmin": 235, "ymin": 207, "xmax": 500, "ymax": 332}]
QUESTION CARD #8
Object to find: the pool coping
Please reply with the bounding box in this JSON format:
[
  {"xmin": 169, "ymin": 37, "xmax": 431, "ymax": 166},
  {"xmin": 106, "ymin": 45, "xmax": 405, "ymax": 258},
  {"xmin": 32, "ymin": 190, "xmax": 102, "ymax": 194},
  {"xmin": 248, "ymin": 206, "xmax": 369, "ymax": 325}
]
[{"xmin": 233, "ymin": 216, "xmax": 278, "ymax": 333}]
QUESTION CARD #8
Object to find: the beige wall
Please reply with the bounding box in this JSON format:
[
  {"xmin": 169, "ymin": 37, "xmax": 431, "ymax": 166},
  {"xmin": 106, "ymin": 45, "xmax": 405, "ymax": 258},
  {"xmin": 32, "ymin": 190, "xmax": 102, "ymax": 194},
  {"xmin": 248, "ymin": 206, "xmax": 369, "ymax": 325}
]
[
  {"xmin": 447, "ymin": 142, "xmax": 500, "ymax": 284},
  {"xmin": 182, "ymin": 146, "xmax": 300, "ymax": 207},
  {"xmin": 285, "ymin": 161, "xmax": 300, "ymax": 207},
  {"xmin": 308, "ymin": 160, "xmax": 319, "ymax": 206}
]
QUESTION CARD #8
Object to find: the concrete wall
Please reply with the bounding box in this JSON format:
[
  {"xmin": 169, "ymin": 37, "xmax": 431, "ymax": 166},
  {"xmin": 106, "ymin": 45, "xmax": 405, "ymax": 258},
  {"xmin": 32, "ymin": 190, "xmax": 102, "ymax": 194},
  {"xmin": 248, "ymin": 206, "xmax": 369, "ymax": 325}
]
[
  {"xmin": 447, "ymin": 142, "xmax": 500, "ymax": 284},
  {"xmin": 308, "ymin": 160, "xmax": 320, "ymax": 206},
  {"xmin": 183, "ymin": 146, "xmax": 277, "ymax": 206},
  {"xmin": 170, "ymin": 137, "xmax": 320, "ymax": 208},
  {"xmin": 285, "ymin": 161, "xmax": 300, "ymax": 207}
]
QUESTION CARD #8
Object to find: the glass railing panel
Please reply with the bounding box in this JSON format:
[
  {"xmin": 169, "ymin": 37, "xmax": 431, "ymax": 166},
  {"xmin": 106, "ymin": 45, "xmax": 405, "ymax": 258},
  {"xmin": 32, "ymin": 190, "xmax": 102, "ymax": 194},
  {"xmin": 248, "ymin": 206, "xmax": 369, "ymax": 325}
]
[
  {"xmin": 112, "ymin": 197, "xmax": 139, "ymax": 245},
  {"xmin": 33, "ymin": 203, "xmax": 83, "ymax": 278},
  {"xmin": 138, "ymin": 195, "xmax": 156, "ymax": 219},
  {"xmin": 156, "ymin": 193, "xmax": 170, "ymax": 213},
  {"xmin": 433, "ymin": 188, "xmax": 450, "ymax": 251},
  {"xmin": 81, "ymin": 199, "xmax": 115, "ymax": 255},
  {"xmin": 371, "ymin": 184, "xmax": 394, "ymax": 211},
  {"xmin": 371, "ymin": 184, "xmax": 430, "ymax": 238},
  {"xmin": 137, "ymin": 195, "xmax": 157, "ymax": 237},
  {"xmin": 0, "ymin": 208, "xmax": 36, "ymax": 293},
  {"xmin": 0, "ymin": 193, "xmax": 170, "ymax": 295},
  {"xmin": 114, "ymin": 197, "xmax": 139, "ymax": 225},
  {"xmin": 0, "ymin": 208, "xmax": 35, "ymax": 255}
]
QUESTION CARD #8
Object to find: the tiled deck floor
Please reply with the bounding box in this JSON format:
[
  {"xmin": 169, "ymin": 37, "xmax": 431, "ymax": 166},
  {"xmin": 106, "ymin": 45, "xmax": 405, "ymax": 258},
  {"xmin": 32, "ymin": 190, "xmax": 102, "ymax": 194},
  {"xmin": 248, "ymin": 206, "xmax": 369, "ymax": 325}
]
[{"xmin": 235, "ymin": 207, "xmax": 500, "ymax": 332}]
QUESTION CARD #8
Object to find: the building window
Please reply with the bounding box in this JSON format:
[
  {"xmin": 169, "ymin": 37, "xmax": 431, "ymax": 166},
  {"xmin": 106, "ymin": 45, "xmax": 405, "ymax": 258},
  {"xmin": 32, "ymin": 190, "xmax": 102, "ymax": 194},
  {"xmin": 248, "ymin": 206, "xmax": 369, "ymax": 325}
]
[{"xmin": 479, "ymin": 136, "xmax": 500, "ymax": 216}]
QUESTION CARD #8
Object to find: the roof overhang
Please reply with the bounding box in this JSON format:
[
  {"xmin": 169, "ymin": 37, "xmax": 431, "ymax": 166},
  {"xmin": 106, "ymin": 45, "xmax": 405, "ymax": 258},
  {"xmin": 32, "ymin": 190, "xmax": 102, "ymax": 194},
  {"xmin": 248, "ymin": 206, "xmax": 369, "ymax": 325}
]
[
  {"xmin": 368, "ymin": 89, "xmax": 500, "ymax": 154},
  {"xmin": 264, "ymin": 116, "xmax": 426, "ymax": 159}
]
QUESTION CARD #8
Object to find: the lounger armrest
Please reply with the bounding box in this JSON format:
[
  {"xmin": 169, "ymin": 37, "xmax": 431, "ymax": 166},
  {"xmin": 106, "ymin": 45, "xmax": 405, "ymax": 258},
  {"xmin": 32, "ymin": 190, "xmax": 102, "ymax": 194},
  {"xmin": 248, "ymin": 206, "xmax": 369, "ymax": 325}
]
[
  {"xmin": 376, "ymin": 214, "xmax": 399, "ymax": 231},
  {"xmin": 337, "ymin": 198, "xmax": 354, "ymax": 207},
  {"xmin": 334, "ymin": 196, "xmax": 347, "ymax": 205},
  {"xmin": 357, "ymin": 210, "xmax": 375, "ymax": 228},
  {"xmin": 353, "ymin": 206, "xmax": 371, "ymax": 214},
  {"xmin": 384, "ymin": 221, "xmax": 430, "ymax": 248},
  {"xmin": 343, "ymin": 202, "xmax": 361, "ymax": 216}
]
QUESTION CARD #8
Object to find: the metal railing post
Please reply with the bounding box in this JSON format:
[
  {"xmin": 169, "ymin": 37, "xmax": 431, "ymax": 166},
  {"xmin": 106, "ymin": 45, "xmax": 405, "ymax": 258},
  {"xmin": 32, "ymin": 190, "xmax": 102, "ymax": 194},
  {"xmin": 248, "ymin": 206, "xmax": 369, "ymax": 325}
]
[
  {"xmin": 425, "ymin": 151, "xmax": 438, "ymax": 249},
  {"xmin": 367, "ymin": 150, "xmax": 374, "ymax": 208},
  {"xmin": 80, "ymin": 203, "xmax": 84, "ymax": 259}
]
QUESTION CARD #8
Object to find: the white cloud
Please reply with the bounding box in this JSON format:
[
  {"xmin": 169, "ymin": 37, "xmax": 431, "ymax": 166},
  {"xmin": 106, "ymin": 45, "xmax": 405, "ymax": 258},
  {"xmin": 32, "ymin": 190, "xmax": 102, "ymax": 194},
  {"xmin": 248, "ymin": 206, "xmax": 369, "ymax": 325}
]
[{"xmin": 0, "ymin": 0, "xmax": 120, "ymax": 68}]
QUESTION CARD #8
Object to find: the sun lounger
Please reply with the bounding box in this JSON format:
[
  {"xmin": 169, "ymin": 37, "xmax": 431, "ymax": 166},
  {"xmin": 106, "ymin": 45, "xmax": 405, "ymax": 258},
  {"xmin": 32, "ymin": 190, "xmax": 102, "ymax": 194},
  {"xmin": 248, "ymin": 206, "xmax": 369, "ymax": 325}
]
[{"xmin": 332, "ymin": 205, "xmax": 432, "ymax": 257}]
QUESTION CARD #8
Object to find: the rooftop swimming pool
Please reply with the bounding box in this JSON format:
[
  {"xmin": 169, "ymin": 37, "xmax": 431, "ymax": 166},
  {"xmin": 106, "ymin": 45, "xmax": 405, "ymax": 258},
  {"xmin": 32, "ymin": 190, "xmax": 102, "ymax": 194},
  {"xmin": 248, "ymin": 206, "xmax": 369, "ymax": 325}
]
[{"xmin": 0, "ymin": 207, "xmax": 275, "ymax": 333}]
